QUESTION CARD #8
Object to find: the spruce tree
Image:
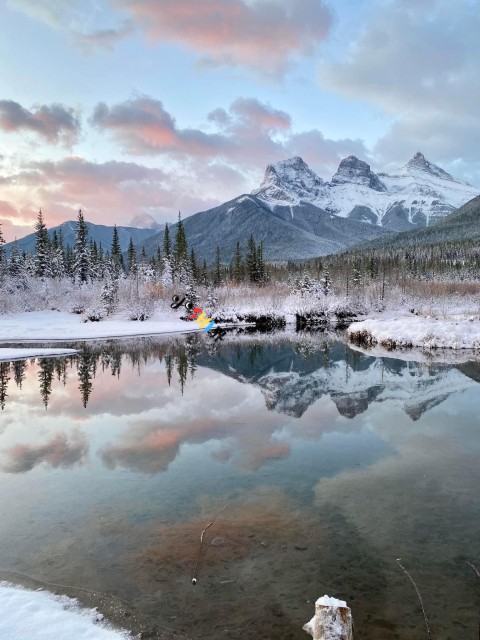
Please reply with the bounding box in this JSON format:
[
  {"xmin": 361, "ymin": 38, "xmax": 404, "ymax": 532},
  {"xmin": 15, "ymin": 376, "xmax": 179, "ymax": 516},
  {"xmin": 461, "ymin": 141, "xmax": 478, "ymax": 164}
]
[
  {"xmin": 127, "ymin": 238, "xmax": 137, "ymax": 273},
  {"xmin": 233, "ymin": 241, "xmax": 243, "ymax": 282},
  {"xmin": 34, "ymin": 209, "xmax": 50, "ymax": 277},
  {"xmin": 163, "ymin": 223, "xmax": 171, "ymax": 259},
  {"xmin": 190, "ymin": 248, "xmax": 198, "ymax": 283},
  {"xmin": 110, "ymin": 225, "xmax": 124, "ymax": 275},
  {"xmin": 214, "ymin": 246, "xmax": 221, "ymax": 286},
  {"xmin": 8, "ymin": 239, "xmax": 22, "ymax": 278},
  {"xmin": 73, "ymin": 209, "xmax": 90, "ymax": 283},
  {"xmin": 246, "ymin": 234, "xmax": 258, "ymax": 283},
  {"xmin": 201, "ymin": 259, "xmax": 208, "ymax": 286},
  {"xmin": 0, "ymin": 223, "xmax": 6, "ymax": 265},
  {"xmin": 173, "ymin": 212, "xmax": 189, "ymax": 283}
]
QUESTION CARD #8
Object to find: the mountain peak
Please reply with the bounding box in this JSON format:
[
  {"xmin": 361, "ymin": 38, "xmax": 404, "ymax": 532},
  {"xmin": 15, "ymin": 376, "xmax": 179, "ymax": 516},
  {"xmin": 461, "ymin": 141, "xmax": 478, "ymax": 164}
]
[
  {"xmin": 129, "ymin": 213, "xmax": 162, "ymax": 230},
  {"xmin": 404, "ymin": 152, "xmax": 456, "ymax": 182},
  {"xmin": 331, "ymin": 156, "xmax": 386, "ymax": 192},
  {"xmin": 252, "ymin": 156, "xmax": 325, "ymax": 205}
]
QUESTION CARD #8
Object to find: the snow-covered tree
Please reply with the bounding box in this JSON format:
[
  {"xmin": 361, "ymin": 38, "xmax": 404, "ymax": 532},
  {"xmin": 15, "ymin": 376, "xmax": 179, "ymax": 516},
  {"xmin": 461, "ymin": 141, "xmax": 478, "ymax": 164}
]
[
  {"xmin": 34, "ymin": 209, "xmax": 50, "ymax": 278},
  {"xmin": 73, "ymin": 209, "xmax": 90, "ymax": 283}
]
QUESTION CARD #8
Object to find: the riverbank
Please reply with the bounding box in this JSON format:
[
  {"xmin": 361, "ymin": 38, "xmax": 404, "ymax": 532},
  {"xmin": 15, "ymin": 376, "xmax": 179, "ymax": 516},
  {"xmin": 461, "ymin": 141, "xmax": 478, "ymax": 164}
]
[{"xmin": 348, "ymin": 315, "xmax": 480, "ymax": 350}]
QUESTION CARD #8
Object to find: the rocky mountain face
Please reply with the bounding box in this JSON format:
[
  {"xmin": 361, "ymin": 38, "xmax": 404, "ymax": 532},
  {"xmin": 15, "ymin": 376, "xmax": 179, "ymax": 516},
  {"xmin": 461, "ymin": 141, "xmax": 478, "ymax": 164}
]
[
  {"xmin": 129, "ymin": 214, "xmax": 162, "ymax": 231},
  {"xmin": 139, "ymin": 193, "xmax": 391, "ymax": 263},
  {"xmin": 254, "ymin": 152, "xmax": 479, "ymax": 232}
]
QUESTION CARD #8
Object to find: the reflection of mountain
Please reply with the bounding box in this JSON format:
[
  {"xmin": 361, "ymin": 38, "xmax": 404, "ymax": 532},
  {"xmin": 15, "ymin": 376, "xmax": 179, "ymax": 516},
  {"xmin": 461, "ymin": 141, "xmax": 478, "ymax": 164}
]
[{"xmin": 200, "ymin": 342, "xmax": 480, "ymax": 419}]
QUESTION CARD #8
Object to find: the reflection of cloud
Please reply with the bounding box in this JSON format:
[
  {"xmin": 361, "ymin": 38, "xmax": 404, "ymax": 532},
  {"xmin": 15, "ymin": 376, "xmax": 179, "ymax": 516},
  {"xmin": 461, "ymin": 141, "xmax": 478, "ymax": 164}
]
[
  {"xmin": 115, "ymin": 0, "xmax": 332, "ymax": 77},
  {"xmin": 0, "ymin": 100, "xmax": 80, "ymax": 145},
  {"xmin": 2, "ymin": 429, "xmax": 88, "ymax": 473}
]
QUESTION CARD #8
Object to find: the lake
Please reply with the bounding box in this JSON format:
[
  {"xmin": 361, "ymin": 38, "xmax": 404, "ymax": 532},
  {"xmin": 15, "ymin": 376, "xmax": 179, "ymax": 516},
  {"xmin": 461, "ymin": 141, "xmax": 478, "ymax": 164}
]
[{"xmin": 0, "ymin": 330, "xmax": 479, "ymax": 639}]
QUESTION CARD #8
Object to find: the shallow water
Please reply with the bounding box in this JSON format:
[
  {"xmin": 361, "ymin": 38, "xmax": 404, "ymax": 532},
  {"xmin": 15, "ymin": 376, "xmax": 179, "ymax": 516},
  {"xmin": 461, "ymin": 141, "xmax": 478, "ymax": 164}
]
[{"xmin": 0, "ymin": 331, "xmax": 479, "ymax": 639}]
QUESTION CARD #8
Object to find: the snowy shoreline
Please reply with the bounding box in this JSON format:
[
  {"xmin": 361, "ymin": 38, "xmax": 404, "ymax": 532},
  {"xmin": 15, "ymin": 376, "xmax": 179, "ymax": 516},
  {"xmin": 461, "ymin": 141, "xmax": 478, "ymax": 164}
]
[
  {"xmin": 0, "ymin": 581, "xmax": 132, "ymax": 640},
  {"xmin": 348, "ymin": 316, "xmax": 480, "ymax": 350},
  {"xmin": 0, "ymin": 347, "xmax": 78, "ymax": 362},
  {"xmin": 0, "ymin": 310, "xmax": 209, "ymax": 344}
]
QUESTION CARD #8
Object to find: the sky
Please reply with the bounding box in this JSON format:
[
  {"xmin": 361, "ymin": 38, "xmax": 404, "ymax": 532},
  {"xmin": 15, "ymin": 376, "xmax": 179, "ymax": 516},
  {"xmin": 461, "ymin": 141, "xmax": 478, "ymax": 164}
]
[{"xmin": 0, "ymin": 0, "xmax": 479, "ymax": 242}]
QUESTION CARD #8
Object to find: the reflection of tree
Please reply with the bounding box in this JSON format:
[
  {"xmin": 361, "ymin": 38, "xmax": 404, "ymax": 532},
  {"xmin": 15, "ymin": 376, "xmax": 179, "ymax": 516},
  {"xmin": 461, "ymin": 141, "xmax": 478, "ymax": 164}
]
[
  {"xmin": 177, "ymin": 351, "xmax": 188, "ymax": 394},
  {"xmin": 0, "ymin": 362, "xmax": 10, "ymax": 410},
  {"xmin": 77, "ymin": 348, "xmax": 96, "ymax": 408},
  {"xmin": 13, "ymin": 359, "xmax": 27, "ymax": 389},
  {"xmin": 54, "ymin": 358, "xmax": 68, "ymax": 385},
  {"xmin": 185, "ymin": 333, "xmax": 201, "ymax": 378},
  {"xmin": 38, "ymin": 358, "xmax": 55, "ymax": 409},
  {"xmin": 165, "ymin": 354, "xmax": 173, "ymax": 386},
  {"xmin": 110, "ymin": 352, "xmax": 122, "ymax": 378},
  {"xmin": 248, "ymin": 344, "xmax": 263, "ymax": 367}
]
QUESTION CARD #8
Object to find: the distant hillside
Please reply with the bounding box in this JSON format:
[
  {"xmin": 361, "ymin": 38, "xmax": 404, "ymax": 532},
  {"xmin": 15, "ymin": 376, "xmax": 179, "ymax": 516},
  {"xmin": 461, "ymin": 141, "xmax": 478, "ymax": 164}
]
[
  {"xmin": 4, "ymin": 220, "xmax": 158, "ymax": 256},
  {"xmin": 137, "ymin": 194, "xmax": 391, "ymax": 264},
  {"xmin": 344, "ymin": 194, "xmax": 480, "ymax": 255}
]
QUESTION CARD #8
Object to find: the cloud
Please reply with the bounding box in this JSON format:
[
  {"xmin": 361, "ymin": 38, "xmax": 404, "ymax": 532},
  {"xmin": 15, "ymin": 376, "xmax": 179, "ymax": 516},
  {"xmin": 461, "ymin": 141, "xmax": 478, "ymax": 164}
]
[
  {"xmin": 0, "ymin": 156, "xmax": 203, "ymax": 234},
  {"xmin": 74, "ymin": 20, "xmax": 135, "ymax": 53},
  {"xmin": 7, "ymin": 0, "xmax": 135, "ymax": 53},
  {"xmin": 318, "ymin": 0, "xmax": 480, "ymax": 182},
  {"xmin": 90, "ymin": 97, "xmax": 231, "ymax": 157},
  {"xmin": 89, "ymin": 95, "xmax": 364, "ymax": 178},
  {"xmin": 115, "ymin": 0, "xmax": 332, "ymax": 77},
  {"xmin": 0, "ymin": 100, "xmax": 81, "ymax": 145},
  {"xmin": 1, "ymin": 96, "xmax": 371, "ymax": 238},
  {"xmin": 1, "ymin": 429, "xmax": 88, "ymax": 473}
]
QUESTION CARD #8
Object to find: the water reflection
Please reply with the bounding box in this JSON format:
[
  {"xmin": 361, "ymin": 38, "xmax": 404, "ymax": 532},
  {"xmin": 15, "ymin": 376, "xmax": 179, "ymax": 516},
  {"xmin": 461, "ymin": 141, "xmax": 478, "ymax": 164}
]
[{"xmin": 0, "ymin": 332, "xmax": 480, "ymax": 639}]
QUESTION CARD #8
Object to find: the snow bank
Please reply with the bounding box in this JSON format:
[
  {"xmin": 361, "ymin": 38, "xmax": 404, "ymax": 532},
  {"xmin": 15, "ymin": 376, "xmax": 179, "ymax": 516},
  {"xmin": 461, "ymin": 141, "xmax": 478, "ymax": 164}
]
[
  {"xmin": 0, "ymin": 582, "xmax": 131, "ymax": 639},
  {"xmin": 0, "ymin": 311, "xmax": 201, "ymax": 343},
  {"xmin": 348, "ymin": 316, "xmax": 480, "ymax": 350},
  {"xmin": 0, "ymin": 348, "xmax": 77, "ymax": 362}
]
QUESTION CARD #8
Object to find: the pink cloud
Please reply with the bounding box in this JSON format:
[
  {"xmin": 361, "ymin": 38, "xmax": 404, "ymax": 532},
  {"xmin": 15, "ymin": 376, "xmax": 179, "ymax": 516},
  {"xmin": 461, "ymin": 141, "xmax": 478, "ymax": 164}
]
[
  {"xmin": 115, "ymin": 0, "xmax": 332, "ymax": 76},
  {"xmin": 1, "ymin": 430, "xmax": 88, "ymax": 473},
  {"xmin": 90, "ymin": 97, "xmax": 232, "ymax": 157},
  {"xmin": 0, "ymin": 100, "xmax": 80, "ymax": 145}
]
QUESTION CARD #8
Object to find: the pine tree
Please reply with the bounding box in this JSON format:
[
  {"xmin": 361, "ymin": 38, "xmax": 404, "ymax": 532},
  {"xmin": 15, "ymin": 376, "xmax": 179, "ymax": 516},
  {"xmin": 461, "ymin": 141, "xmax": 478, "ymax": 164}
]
[
  {"xmin": 322, "ymin": 267, "xmax": 332, "ymax": 296},
  {"xmin": 0, "ymin": 223, "xmax": 5, "ymax": 266},
  {"xmin": 246, "ymin": 234, "xmax": 258, "ymax": 283},
  {"xmin": 8, "ymin": 239, "xmax": 23, "ymax": 278},
  {"xmin": 214, "ymin": 246, "xmax": 222, "ymax": 286},
  {"xmin": 73, "ymin": 209, "xmax": 90, "ymax": 283},
  {"xmin": 34, "ymin": 209, "xmax": 50, "ymax": 278},
  {"xmin": 201, "ymin": 259, "xmax": 208, "ymax": 286},
  {"xmin": 127, "ymin": 238, "xmax": 137, "ymax": 274},
  {"xmin": 190, "ymin": 248, "xmax": 198, "ymax": 283},
  {"xmin": 173, "ymin": 212, "xmax": 190, "ymax": 284},
  {"xmin": 233, "ymin": 241, "xmax": 243, "ymax": 282},
  {"xmin": 257, "ymin": 241, "xmax": 267, "ymax": 285},
  {"xmin": 163, "ymin": 223, "xmax": 171, "ymax": 259},
  {"xmin": 110, "ymin": 225, "xmax": 124, "ymax": 275}
]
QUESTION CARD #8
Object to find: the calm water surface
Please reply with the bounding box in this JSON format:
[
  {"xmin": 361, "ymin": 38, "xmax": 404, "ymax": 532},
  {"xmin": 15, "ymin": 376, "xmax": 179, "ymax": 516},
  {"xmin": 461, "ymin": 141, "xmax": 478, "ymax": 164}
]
[{"xmin": 0, "ymin": 331, "xmax": 479, "ymax": 639}]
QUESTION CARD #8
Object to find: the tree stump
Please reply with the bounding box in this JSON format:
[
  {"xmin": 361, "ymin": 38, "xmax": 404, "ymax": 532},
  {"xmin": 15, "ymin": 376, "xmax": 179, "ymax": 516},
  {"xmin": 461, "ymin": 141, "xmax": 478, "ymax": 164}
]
[{"xmin": 303, "ymin": 595, "xmax": 353, "ymax": 640}]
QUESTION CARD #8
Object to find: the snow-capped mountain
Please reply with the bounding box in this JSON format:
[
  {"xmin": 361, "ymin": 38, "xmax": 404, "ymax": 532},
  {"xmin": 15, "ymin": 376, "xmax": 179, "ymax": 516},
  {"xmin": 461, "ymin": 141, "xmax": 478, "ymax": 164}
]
[
  {"xmin": 129, "ymin": 213, "xmax": 162, "ymax": 230},
  {"xmin": 253, "ymin": 153, "xmax": 479, "ymax": 232}
]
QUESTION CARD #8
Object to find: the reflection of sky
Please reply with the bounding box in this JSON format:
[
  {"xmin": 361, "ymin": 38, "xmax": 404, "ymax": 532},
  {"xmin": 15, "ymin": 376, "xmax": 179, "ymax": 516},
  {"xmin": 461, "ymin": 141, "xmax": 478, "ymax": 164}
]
[{"xmin": 0, "ymin": 340, "xmax": 480, "ymax": 638}]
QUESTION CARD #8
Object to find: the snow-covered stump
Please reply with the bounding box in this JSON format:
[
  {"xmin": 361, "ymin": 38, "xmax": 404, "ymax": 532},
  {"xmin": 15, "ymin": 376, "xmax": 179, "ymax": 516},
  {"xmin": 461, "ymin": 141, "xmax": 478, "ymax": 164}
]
[{"xmin": 303, "ymin": 595, "xmax": 353, "ymax": 640}]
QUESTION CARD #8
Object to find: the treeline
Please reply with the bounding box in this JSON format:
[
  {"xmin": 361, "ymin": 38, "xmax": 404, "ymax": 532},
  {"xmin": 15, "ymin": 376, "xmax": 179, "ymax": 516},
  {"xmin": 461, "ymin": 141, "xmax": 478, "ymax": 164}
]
[{"xmin": 0, "ymin": 210, "xmax": 269, "ymax": 287}]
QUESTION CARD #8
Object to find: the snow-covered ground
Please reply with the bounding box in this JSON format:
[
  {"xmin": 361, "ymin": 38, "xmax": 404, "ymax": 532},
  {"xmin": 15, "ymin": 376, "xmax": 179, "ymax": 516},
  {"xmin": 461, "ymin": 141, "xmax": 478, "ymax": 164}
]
[
  {"xmin": 348, "ymin": 316, "xmax": 480, "ymax": 349},
  {"xmin": 0, "ymin": 311, "xmax": 203, "ymax": 343},
  {"xmin": 0, "ymin": 582, "xmax": 131, "ymax": 640},
  {"xmin": 0, "ymin": 347, "xmax": 77, "ymax": 362}
]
